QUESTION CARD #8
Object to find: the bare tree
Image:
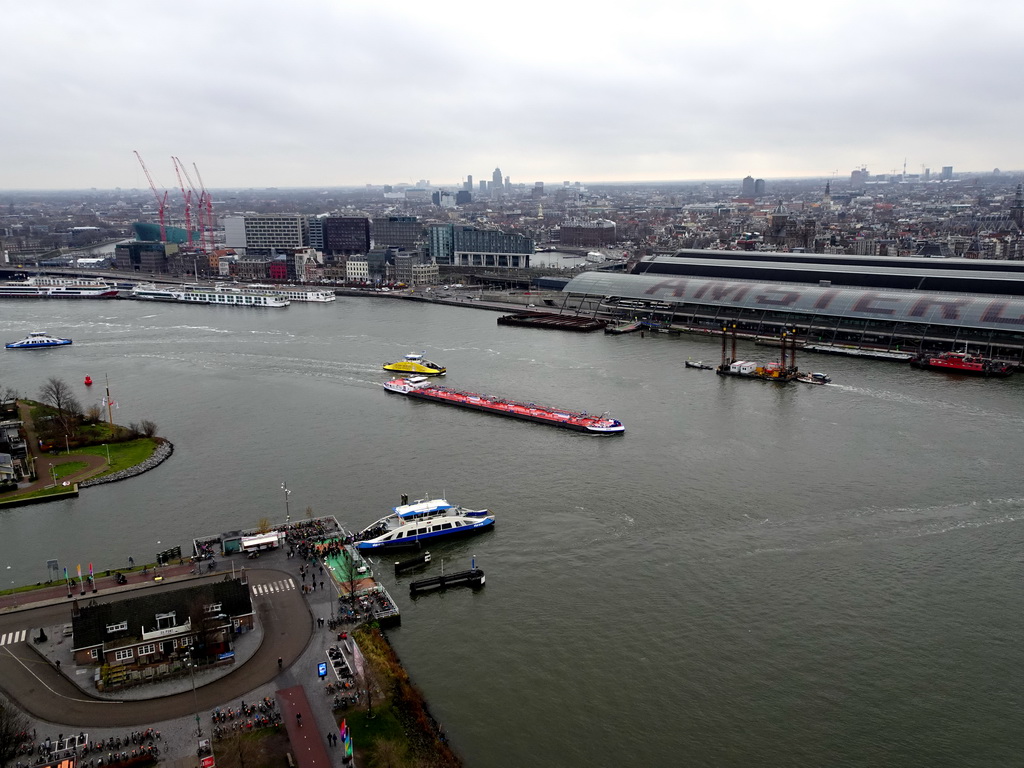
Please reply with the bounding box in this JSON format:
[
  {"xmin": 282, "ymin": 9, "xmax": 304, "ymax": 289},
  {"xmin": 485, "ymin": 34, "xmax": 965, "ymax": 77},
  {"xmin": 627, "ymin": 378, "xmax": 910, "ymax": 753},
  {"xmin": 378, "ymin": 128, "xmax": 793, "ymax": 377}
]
[
  {"xmin": 139, "ymin": 419, "xmax": 158, "ymax": 437},
  {"xmin": 0, "ymin": 386, "xmax": 18, "ymax": 409},
  {"xmin": 38, "ymin": 377, "xmax": 81, "ymax": 437},
  {"xmin": 0, "ymin": 698, "xmax": 30, "ymax": 766}
]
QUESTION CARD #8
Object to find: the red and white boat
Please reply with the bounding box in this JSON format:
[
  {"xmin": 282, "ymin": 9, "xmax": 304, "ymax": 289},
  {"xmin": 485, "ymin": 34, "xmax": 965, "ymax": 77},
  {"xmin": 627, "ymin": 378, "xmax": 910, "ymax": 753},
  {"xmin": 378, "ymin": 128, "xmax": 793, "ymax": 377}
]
[
  {"xmin": 909, "ymin": 350, "xmax": 1015, "ymax": 377},
  {"xmin": 383, "ymin": 376, "xmax": 625, "ymax": 434}
]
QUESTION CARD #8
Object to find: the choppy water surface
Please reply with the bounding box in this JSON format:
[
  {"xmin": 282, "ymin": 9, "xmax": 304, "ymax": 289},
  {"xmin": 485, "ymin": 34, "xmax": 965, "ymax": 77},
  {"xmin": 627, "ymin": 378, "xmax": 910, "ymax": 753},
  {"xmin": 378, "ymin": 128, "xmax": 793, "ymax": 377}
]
[{"xmin": 2, "ymin": 298, "xmax": 1023, "ymax": 767}]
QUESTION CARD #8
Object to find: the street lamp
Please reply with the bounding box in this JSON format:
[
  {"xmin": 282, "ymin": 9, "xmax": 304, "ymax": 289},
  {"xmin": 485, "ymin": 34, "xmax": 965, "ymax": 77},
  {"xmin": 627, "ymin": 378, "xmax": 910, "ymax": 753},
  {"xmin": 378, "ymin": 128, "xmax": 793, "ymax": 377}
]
[
  {"xmin": 187, "ymin": 646, "xmax": 203, "ymax": 738},
  {"xmin": 103, "ymin": 443, "xmax": 110, "ymax": 465},
  {"xmin": 281, "ymin": 482, "xmax": 291, "ymax": 527}
]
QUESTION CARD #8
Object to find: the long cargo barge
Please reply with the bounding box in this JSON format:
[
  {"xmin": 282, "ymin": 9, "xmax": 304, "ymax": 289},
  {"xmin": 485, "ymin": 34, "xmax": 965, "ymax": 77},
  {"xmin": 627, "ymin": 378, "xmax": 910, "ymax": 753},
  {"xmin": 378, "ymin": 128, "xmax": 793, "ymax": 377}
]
[
  {"xmin": 497, "ymin": 312, "xmax": 607, "ymax": 332},
  {"xmin": 383, "ymin": 376, "xmax": 625, "ymax": 434}
]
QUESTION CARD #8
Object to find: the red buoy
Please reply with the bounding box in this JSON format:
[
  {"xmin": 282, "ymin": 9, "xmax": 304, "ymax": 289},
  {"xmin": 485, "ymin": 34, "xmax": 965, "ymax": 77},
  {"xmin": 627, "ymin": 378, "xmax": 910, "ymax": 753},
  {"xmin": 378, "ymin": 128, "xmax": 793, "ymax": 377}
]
[{"xmin": 84, "ymin": 376, "xmax": 93, "ymax": 386}]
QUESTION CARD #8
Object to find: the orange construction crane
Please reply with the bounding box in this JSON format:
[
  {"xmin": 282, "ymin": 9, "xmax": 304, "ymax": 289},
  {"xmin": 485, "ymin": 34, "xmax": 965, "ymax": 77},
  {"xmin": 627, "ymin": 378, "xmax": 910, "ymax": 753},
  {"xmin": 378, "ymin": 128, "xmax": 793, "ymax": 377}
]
[{"xmin": 133, "ymin": 150, "xmax": 167, "ymax": 242}]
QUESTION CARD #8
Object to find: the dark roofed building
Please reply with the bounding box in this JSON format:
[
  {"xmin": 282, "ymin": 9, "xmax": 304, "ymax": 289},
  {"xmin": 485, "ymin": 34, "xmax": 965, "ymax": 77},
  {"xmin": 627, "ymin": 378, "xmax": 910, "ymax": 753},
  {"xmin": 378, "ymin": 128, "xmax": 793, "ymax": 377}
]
[{"xmin": 71, "ymin": 578, "xmax": 253, "ymax": 689}]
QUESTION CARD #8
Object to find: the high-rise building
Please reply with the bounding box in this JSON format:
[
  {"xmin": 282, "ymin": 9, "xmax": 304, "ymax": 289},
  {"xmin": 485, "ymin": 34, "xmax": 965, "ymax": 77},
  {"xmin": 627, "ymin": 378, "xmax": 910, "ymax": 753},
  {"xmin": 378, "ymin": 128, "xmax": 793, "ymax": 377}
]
[
  {"xmin": 429, "ymin": 224, "xmax": 532, "ymax": 268},
  {"xmin": 533, "ymin": 182, "xmax": 545, "ymax": 199},
  {"xmin": 323, "ymin": 216, "xmax": 371, "ymax": 257},
  {"xmin": 559, "ymin": 219, "xmax": 617, "ymax": 247},
  {"xmin": 372, "ymin": 216, "xmax": 422, "ymax": 249},
  {"xmin": 754, "ymin": 179, "xmax": 766, "ymax": 196},
  {"xmin": 479, "ymin": 180, "xmax": 488, "ymax": 193},
  {"xmin": 223, "ymin": 214, "xmax": 309, "ymax": 257},
  {"xmin": 492, "ymin": 167, "xmax": 503, "ymax": 192},
  {"xmin": 741, "ymin": 176, "xmax": 755, "ymax": 196},
  {"xmin": 941, "ymin": 166, "xmax": 954, "ymax": 180},
  {"xmin": 465, "ymin": 175, "xmax": 473, "ymax": 191}
]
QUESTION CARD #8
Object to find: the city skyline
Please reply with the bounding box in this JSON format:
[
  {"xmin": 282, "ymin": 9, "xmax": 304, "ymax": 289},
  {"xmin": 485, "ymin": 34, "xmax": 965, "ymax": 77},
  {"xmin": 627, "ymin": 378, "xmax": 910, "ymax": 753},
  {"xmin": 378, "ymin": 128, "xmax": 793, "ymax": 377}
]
[{"xmin": 3, "ymin": 0, "xmax": 1023, "ymax": 190}]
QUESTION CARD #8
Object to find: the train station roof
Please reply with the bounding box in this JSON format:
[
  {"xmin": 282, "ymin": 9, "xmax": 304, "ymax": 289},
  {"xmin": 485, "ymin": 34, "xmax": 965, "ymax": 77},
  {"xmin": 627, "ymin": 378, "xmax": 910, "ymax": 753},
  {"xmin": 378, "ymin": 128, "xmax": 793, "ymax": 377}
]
[{"xmin": 563, "ymin": 271, "xmax": 1024, "ymax": 333}]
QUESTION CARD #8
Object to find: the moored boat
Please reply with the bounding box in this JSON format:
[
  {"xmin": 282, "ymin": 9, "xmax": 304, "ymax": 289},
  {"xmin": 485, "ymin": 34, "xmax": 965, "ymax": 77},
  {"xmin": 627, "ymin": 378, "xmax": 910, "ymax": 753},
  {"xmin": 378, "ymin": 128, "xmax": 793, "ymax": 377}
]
[
  {"xmin": 0, "ymin": 277, "xmax": 118, "ymax": 299},
  {"xmin": 909, "ymin": 350, "xmax": 1014, "ymax": 377},
  {"xmin": 6, "ymin": 331, "xmax": 73, "ymax": 349},
  {"xmin": 383, "ymin": 376, "xmax": 625, "ymax": 434},
  {"xmin": 128, "ymin": 284, "xmax": 290, "ymax": 307},
  {"xmin": 383, "ymin": 353, "xmax": 446, "ymax": 376},
  {"xmin": 684, "ymin": 360, "xmax": 714, "ymax": 370}
]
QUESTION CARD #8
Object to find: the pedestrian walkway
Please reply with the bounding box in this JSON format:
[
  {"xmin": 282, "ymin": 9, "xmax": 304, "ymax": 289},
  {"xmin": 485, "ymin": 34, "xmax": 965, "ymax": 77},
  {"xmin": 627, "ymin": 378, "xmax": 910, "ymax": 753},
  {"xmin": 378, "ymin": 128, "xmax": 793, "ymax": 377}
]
[
  {"xmin": 0, "ymin": 628, "xmax": 27, "ymax": 645},
  {"xmin": 251, "ymin": 578, "xmax": 297, "ymax": 596},
  {"xmin": 277, "ymin": 685, "xmax": 332, "ymax": 768}
]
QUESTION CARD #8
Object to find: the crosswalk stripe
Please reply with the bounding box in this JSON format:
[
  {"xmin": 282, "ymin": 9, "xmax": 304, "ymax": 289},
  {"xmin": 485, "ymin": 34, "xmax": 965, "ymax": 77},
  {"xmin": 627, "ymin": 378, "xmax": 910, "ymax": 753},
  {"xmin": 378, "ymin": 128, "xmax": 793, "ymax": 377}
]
[
  {"xmin": 16, "ymin": 629, "xmax": 25, "ymax": 642},
  {"xmin": 0, "ymin": 633, "xmax": 8, "ymax": 646},
  {"xmin": 286, "ymin": 578, "xmax": 295, "ymax": 590}
]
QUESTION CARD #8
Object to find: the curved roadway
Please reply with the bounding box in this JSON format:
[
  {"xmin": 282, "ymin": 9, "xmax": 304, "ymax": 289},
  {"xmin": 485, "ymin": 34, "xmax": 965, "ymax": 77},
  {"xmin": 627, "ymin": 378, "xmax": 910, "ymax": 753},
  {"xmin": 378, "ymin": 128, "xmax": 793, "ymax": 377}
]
[{"xmin": 0, "ymin": 568, "xmax": 312, "ymax": 727}]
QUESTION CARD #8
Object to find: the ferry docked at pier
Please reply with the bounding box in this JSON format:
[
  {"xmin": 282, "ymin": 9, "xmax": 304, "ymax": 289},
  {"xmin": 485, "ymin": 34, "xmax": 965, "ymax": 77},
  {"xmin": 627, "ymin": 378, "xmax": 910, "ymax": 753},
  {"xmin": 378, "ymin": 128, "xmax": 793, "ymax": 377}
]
[
  {"xmin": 910, "ymin": 350, "xmax": 1015, "ymax": 377},
  {"xmin": 355, "ymin": 496, "xmax": 494, "ymax": 550},
  {"xmin": 127, "ymin": 284, "xmax": 290, "ymax": 308},
  {"xmin": 6, "ymin": 331, "xmax": 73, "ymax": 349},
  {"xmin": 383, "ymin": 376, "xmax": 626, "ymax": 434},
  {"xmin": 0, "ymin": 276, "xmax": 119, "ymax": 299}
]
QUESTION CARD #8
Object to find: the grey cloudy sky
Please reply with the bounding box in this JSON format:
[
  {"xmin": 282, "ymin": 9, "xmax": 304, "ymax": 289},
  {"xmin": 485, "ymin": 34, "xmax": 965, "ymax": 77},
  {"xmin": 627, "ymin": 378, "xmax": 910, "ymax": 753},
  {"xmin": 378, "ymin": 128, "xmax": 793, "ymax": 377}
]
[{"xmin": 3, "ymin": 0, "xmax": 1022, "ymax": 190}]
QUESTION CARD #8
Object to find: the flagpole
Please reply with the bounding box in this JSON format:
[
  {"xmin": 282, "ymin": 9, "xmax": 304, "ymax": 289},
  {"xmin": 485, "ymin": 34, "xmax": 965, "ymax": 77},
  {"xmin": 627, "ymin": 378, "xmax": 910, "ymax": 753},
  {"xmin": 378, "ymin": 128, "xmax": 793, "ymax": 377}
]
[{"xmin": 105, "ymin": 374, "xmax": 113, "ymax": 428}]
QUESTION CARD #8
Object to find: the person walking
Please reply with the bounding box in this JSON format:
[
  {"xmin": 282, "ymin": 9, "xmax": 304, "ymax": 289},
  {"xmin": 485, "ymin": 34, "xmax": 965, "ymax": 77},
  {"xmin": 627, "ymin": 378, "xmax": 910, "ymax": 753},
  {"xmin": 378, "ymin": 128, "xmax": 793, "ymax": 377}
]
[{"xmin": 278, "ymin": 657, "xmax": 283, "ymax": 670}]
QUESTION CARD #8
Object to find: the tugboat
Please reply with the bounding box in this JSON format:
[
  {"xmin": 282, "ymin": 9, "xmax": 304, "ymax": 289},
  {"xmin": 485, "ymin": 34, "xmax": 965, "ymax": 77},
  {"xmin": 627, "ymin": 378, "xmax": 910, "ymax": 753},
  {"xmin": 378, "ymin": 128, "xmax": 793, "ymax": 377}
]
[
  {"xmin": 382, "ymin": 353, "xmax": 446, "ymax": 376},
  {"xmin": 795, "ymin": 371, "xmax": 831, "ymax": 385},
  {"xmin": 684, "ymin": 359, "xmax": 714, "ymax": 370},
  {"xmin": 909, "ymin": 350, "xmax": 1015, "ymax": 377}
]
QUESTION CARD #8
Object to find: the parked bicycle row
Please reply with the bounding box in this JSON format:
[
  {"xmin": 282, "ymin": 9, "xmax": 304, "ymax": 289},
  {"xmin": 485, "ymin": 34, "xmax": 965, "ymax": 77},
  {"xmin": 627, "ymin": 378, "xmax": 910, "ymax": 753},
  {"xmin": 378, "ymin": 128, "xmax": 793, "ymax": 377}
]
[{"xmin": 211, "ymin": 696, "xmax": 276, "ymax": 723}]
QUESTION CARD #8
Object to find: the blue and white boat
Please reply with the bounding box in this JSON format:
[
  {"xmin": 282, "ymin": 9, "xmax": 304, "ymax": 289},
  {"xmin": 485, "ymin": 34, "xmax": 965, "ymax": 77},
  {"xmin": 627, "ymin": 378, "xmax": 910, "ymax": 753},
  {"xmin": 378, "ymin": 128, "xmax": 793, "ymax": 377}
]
[
  {"xmin": 355, "ymin": 497, "xmax": 494, "ymax": 550},
  {"xmin": 5, "ymin": 331, "xmax": 73, "ymax": 349}
]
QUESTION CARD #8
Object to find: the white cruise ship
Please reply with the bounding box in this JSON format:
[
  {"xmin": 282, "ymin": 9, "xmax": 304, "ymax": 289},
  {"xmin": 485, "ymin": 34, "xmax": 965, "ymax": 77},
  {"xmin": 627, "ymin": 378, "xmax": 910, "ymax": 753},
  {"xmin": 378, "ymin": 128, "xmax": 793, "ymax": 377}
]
[
  {"xmin": 232, "ymin": 283, "xmax": 336, "ymax": 302},
  {"xmin": 128, "ymin": 284, "xmax": 289, "ymax": 308}
]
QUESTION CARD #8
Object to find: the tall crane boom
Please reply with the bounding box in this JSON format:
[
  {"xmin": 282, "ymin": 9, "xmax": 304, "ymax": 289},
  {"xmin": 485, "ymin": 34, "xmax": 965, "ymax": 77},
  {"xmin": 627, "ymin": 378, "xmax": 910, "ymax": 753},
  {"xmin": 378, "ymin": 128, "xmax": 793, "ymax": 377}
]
[
  {"xmin": 193, "ymin": 162, "xmax": 214, "ymax": 254},
  {"xmin": 133, "ymin": 150, "xmax": 167, "ymax": 242},
  {"xmin": 171, "ymin": 156, "xmax": 193, "ymax": 249}
]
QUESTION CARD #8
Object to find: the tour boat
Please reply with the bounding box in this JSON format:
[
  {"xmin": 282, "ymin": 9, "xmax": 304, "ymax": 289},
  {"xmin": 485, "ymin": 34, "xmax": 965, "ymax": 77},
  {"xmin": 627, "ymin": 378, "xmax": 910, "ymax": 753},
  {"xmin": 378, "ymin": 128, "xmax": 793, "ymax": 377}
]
[
  {"xmin": 909, "ymin": 350, "xmax": 1014, "ymax": 377},
  {"xmin": 382, "ymin": 353, "xmax": 447, "ymax": 376},
  {"xmin": 355, "ymin": 497, "xmax": 494, "ymax": 550},
  {"xmin": 5, "ymin": 331, "xmax": 73, "ymax": 349},
  {"xmin": 383, "ymin": 376, "xmax": 625, "ymax": 434}
]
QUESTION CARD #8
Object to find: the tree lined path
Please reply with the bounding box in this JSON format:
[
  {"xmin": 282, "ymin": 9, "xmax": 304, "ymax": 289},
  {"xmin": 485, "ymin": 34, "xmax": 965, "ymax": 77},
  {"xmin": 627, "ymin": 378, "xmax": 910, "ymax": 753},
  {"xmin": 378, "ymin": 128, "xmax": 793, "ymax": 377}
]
[{"xmin": 12, "ymin": 400, "xmax": 110, "ymax": 493}]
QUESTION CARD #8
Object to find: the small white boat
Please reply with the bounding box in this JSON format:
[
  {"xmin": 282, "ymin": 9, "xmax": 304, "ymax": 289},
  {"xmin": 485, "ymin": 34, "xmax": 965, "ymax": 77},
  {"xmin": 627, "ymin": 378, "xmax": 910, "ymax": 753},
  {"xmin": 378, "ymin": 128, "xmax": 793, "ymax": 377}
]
[
  {"xmin": 796, "ymin": 371, "xmax": 831, "ymax": 385},
  {"xmin": 6, "ymin": 331, "xmax": 73, "ymax": 349},
  {"xmin": 355, "ymin": 496, "xmax": 493, "ymax": 550}
]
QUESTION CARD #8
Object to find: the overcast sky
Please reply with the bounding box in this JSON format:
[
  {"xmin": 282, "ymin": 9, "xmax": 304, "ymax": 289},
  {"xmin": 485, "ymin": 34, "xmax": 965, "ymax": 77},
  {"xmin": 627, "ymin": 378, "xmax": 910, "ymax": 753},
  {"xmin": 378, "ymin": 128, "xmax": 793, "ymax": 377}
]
[{"xmin": 3, "ymin": 0, "xmax": 1022, "ymax": 190}]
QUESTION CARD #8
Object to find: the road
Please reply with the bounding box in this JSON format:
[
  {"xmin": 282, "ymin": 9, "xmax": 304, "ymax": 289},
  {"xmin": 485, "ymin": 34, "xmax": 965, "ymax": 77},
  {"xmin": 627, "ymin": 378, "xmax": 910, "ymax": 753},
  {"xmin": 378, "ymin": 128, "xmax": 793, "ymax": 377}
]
[{"xmin": 0, "ymin": 568, "xmax": 312, "ymax": 727}]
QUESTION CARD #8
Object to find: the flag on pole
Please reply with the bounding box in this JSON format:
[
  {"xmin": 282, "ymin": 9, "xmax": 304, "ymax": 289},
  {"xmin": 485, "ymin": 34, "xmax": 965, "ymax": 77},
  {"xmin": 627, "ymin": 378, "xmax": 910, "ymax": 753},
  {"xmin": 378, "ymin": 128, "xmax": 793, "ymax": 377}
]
[
  {"xmin": 344, "ymin": 733, "xmax": 353, "ymax": 758},
  {"xmin": 77, "ymin": 564, "xmax": 82, "ymax": 581},
  {"xmin": 339, "ymin": 720, "xmax": 347, "ymax": 742},
  {"xmin": 63, "ymin": 567, "xmax": 69, "ymax": 585}
]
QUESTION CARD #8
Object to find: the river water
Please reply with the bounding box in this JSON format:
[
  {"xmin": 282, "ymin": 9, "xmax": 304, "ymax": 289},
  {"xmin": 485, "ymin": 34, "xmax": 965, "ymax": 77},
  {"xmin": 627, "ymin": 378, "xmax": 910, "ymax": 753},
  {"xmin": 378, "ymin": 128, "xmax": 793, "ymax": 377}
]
[{"xmin": 2, "ymin": 296, "xmax": 1024, "ymax": 767}]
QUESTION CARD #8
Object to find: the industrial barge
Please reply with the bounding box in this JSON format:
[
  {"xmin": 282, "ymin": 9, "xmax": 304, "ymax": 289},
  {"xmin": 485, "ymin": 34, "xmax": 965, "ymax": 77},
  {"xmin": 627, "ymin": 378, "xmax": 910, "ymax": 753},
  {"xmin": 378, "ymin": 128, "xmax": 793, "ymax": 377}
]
[{"xmin": 383, "ymin": 376, "xmax": 625, "ymax": 434}]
